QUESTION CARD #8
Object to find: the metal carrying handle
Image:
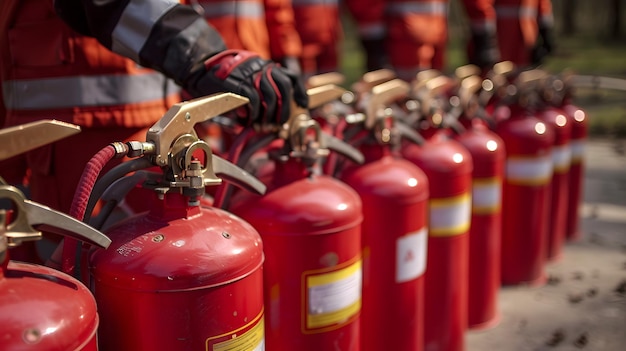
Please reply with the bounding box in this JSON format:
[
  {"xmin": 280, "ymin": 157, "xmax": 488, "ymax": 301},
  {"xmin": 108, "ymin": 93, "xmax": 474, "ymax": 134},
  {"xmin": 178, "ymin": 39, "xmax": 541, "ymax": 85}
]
[
  {"xmin": 0, "ymin": 185, "xmax": 110, "ymax": 249},
  {"xmin": 0, "ymin": 120, "xmax": 81, "ymax": 161}
]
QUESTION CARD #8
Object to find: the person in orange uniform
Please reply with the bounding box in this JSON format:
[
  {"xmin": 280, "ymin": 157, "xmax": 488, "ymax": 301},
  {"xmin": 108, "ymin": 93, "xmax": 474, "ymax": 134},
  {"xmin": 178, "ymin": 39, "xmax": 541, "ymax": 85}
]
[
  {"xmin": 494, "ymin": 0, "xmax": 554, "ymax": 67},
  {"xmin": 346, "ymin": 0, "xmax": 450, "ymax": 81},
  {"xmin": 186, "ymin": 0, "xmax": 303, "ymax": 72},
  {"xmin": 1, "ymin": 0, "xmax": 307, "ymax": 262},
  {"xmin": 461, "ymin": 0, "xmax": 501, "ymax": 71},
  {"xmin": 530, "ymin": 0, "xmax": 555, "ymax": 65},
  {"xmin": 291, "ymin": 0, "xmax": 343, "ymax": 78}
]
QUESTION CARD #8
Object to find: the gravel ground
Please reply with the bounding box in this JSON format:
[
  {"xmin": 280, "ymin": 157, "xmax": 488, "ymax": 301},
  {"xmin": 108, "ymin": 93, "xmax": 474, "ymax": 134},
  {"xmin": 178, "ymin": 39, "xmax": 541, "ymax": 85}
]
[{"xmin": 467, "ymin": 138, "xmax": 626, "ymax": 351}]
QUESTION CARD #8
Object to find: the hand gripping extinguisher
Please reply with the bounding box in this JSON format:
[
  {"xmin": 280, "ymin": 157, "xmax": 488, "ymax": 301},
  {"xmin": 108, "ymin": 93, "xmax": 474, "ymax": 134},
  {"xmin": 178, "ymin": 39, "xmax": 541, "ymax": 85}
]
[
  {"xmin": 0, "ymin": 120, "xmax": 111, "ymax": 351},
  {"xmin": 493, "ymin": 70, "xmax": 555, "ymax": 286},
  {"xmin": 450, "ymin": 75, "xmax": 506, "ymax": 330},
  {"xmin": 559, "ymin": 72, "xmax": 589, "ymax": 242},
  {"xmin": 334, "ymin": 79, "xmax": 430, "ymax": 351},
  {"xmin": 401, "ymin": 75, "xmax": 474, "ymax": 351},
  {"xmin": 63, "ymin": 93, "xmax": 268, "ymax": 351},
  {"xmin": 535, "ymin": 72, "xmax": 573, "ymax": 261},
  {"xmin": 225, "ymin": 86, "xmax": 365, "ymax": 351}
]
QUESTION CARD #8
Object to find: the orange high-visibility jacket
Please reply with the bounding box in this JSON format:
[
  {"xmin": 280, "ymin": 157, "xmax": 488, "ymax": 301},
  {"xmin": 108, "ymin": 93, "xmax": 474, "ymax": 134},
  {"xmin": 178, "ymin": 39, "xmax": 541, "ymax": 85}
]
[
  {"xmin": 346, "ymin": 0, "xmax": 450, "ymax": 79},
  {"xmin": 494, "ymin": 0, "xmax": 540, "ymax": 66},
  {"xmin": 1, "ymin": 0, "xmax": 181, "ymax": 129},
  {"xmin": 185, "ymin": 0, "xmax": 302, "ymax": 61},
  {"xmin": 292, "ymin": 0, "xmax": 342, "ymax": 75},
  {"xmin": 462, "ymin": 0, "xmax": 497, "ymax": 34}
]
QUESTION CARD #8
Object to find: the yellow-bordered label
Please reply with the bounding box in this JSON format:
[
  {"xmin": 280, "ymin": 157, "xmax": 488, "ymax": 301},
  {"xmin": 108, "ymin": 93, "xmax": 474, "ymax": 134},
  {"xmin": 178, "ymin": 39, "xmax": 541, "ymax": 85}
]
[
  {"xmin": 570, "ymin": 140, "xmax": 585, "ymax": 164},
  {"xmin": 472, "ymin": 177, "xmax": 502, "ymax": 214},
  {"xmin": 505, "ymin": 155, "xmax": 552, "ymax": 186},
  {"xmin": 206, "ymin": 309, "xmax": 265, "ymax": 351},
  {"xmin": 429, "ymin": 193, "xmax": 471, "ymax": 237},
  {"xmin": 302, "ymin": 257, "xmax": 362, "ymax": 333},
  {"xmin": 552, "ymin": 144, "xmax": 572, "ymax": 173}
]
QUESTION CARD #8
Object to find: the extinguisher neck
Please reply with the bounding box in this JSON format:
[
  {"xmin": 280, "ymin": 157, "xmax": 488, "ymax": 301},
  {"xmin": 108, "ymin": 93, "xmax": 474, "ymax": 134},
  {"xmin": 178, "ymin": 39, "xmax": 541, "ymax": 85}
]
[
  {"xmin": 149, "ymin": 192, "xmax": 202, "ymax": 221},
  {"xmin": 272, "ymin": 159, "xmax": 313, "ymax": 185}
]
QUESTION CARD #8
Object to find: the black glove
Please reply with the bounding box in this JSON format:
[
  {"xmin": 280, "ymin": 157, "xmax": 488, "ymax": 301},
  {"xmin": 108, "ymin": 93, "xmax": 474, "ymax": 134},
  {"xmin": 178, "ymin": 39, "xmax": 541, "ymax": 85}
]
[
  {"xmin": 531, "ymin": 24, "xmax": 555, "ymax": 65},
  {"xmin": 469, "ymin": 30, "xmax": 500, "ymax": 70},
  {"xmin": 279, "ymin": 56, "xmax": 302, "ymax": 76},
  {"xmin": 360, "ymin": 37, "xmax": 390, "ymax": 72},
  {"xmin": 186, "ymin": 50, "xmax": 308, "ymax": 126}
]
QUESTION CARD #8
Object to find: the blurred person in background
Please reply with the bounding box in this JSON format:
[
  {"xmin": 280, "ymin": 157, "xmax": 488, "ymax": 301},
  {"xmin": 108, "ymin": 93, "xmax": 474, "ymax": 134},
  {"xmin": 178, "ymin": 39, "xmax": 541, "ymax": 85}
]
[
  {"xmin": 494, "ymin": 0, "xmax": 555, "ymax": 67},
  {"xmin": 292, "ymin": 0, "xmax": 343, "ymax": 79},
  {"xmin": 347, "ymin": 0, "xmax": 499, "ymax": 81},
  {"xmin": 186, "ymin": 0, "xmax": 303, "ymax": 73}
]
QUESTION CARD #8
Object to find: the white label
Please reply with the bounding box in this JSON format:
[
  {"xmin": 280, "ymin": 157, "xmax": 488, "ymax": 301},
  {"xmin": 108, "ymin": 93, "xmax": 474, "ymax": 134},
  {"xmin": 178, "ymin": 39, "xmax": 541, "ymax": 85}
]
[
  {"xmin": 570, "ymin": 140, "xmax": 585, "ymax": 162},
  {"xmin": 472, "ymin": 178, "xmax": 502, "ymax": 214},
  {"xmin": 552, "ymin": 144, "xmax": 572, "ymax": 173},
  {"xmin": 429, "ymin": 193, "xmax": 472, "ymax": 236},
  {"xmin": 506, "ymin": 155, "xmax": 553, "ymax": 185},
  {"xmin": 306, "ymin": 260, "xmax": 362, "ymax": 329},
  {"xmin": 396, "ymin": 228, "xmax": 428, "ymax": 283}
]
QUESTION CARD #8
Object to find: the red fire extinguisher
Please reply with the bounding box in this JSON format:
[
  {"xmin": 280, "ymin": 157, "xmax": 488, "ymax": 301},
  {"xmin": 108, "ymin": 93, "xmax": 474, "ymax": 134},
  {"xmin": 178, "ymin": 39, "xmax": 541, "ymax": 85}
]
[
  {"xmin": 0, "ymin": 120, "xmax": 111, "ymax": 351},
  {"xmin": 450, "ymin": 75, "xmax": 506, "ymax": 330},
  {"xmin": 401, "ymin": 76, "xmax": 473, "ymax": 351},
  {"xmin": 560, "ymin": 74, "xmax": 589, "ymax": 241},
  {"xmin": 536, "ymin": 74, "xmax": 573, "ymax": 261},
  {"xmin": 64, "ymin": 93, "xmax": 268, "ymax": 351},
  {"xmin": 226, "ymin": 89, "xmax": 365, "ymax": 351},
  {"xmin": 494, "ymin": 70, "xmax": 555, "ymax": 286},
  {"xmin": 332, "ymin": 79, "xmax": 429, "ymax": 351}
]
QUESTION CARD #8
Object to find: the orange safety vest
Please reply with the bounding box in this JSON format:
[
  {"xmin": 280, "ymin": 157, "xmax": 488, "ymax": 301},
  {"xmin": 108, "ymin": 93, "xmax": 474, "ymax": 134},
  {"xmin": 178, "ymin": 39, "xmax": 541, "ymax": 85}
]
[
  {"xmin": 494, "ymin": 0, "xmax": 539, "ymax": 66},
  {"xmin": 292, "ymin": 0, "xmax": 342, "ymax": 74},
  {"xmin": 386, "ymin": 0, "xmax": 450, "ymax": 77},
  {"xmin": 186, "ymin": 0, "xmax": 301, "ymax": 61},
  {"xmin": 347, "ymin": 0, "xmax": 449, "ymax": 79},
  {"xmin": 0, "ymin": 0, "xmax": 181, "ymax": 129}
]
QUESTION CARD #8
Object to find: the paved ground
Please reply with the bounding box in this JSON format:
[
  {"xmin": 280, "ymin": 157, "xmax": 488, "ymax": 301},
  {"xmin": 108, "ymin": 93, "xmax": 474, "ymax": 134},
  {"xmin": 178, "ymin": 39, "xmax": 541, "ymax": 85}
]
[{"xmin": 467, "ymin": 138, "xmax": 626, "ymax": 351}]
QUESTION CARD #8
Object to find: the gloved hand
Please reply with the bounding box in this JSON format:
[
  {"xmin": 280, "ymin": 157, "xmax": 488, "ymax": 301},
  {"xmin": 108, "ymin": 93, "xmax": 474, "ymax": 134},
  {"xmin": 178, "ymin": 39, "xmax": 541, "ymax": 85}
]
[
  {"xmin": 469, "ymin": 30, "xmax": 500, "ymax": 70},
  {"xmin": 531, "ymin": 24, "xmax": 555, "ymax": 65},
  {"xmin": 360, "ymin": 37, "xmax": 390, "ymax": 72},
  {"xmin": 186, "ymin": 50, "xmax": 309, "ymax": 126},
  {"xmin": 279, "ymin": 56, "xmax": 302, "ymax": 76}
]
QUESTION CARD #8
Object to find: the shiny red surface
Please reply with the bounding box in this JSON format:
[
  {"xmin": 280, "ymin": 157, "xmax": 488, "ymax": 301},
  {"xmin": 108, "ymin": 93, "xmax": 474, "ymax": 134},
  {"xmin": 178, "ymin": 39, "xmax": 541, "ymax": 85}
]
[
  {"xmin": 496, "ymin": 109, "xmax": 555, "ymax": 286},
  {"xmin": 0, "ymin": 258, "xmax": 98, "ymax": 351},
  {"xmin": 538, "ymin": 107, "xmax": 572, "ymax": 261},
  {"xmin": 402, "ymin": 130, "xmax": 473, "ymax": 351},
  {"xmin": 230, "ymin": 159, "xmax": 363, "ymax": 351},
  {"xmin": 90, "ymin": 192, "xmax": 264, "ymax": 351},
  {"xmin": 453, "ymin": 124, "xmax": 506, "ymax": 330},
  {"xmin": 562, "ymin": 103, "xmax": 588, "ymax": 241},
  {"xmin": 341, "ymin": 144, "xmax": 429, "ymax": 351}
]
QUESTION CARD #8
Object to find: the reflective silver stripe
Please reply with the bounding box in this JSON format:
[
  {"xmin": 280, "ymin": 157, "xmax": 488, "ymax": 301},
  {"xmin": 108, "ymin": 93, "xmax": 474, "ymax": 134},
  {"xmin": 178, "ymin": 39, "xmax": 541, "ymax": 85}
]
[
  {"xmin": 495, "ymin": 5, "xmax": 537, "ymax": 18},
  {"xmin": 387, "ymin": 2, "xmax": 448, "ymax": 16},
  {"xmin": 292, "ymin": 0, "xmax": 338, "ymax": 6},
  {"xmin": 357, "ymin": 23, "xmax": 387, "ymax": 39},
  {"xmin": 470, "ymin": 19, "xmax": 496, "ymax": 33},
  {"xmin": 3, "ymin": 74, "xmax": 180, "ymax": 110},
  {"xmin": 539, "ymin": 13, "xmax": 554, "ymax": 27},
  {"xmin": 112, "ymin": 0, "xmax": 179, "ymax": 62},
  {"xmin": 198, "ymin": 1, "xmax": 264, "ymax": 18}
]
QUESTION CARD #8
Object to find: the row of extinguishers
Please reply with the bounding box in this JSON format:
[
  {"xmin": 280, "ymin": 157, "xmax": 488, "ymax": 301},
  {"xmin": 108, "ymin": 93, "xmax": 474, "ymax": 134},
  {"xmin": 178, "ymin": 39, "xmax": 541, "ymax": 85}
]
[{"xmin": 0, "ymin": 60, "xmax": 588, "ymax": 351}]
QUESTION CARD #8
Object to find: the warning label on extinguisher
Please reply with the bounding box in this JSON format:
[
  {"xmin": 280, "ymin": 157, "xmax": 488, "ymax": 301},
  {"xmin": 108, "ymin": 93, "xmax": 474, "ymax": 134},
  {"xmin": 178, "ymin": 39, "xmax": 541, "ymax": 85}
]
[
  {"xmin": 206, "ymin": 310, "xmax": 265, "ymax": 351},
  {"xmin": 304, "ymin": 259, "xmax": 362, "ymax": 332},
  {"xmin": 396, "ymin": 228, "xmax": 428, "ymax": 283}
]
